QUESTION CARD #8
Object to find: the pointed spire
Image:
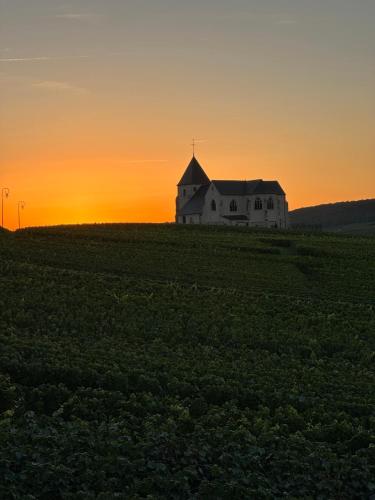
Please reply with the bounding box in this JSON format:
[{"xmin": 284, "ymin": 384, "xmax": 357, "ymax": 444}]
[
  {"xmin": 178, "ymin": 157, "xmax": 210, "ymax": 186},
  {"xmin": 191, "ymin": 138, "xmax": 196, "ymax": 157}
]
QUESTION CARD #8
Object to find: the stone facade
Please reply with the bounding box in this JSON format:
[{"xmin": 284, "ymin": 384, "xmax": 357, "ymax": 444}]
[{"xmin": 176, "ymin": 157, "xmax": 289, "ymax": 228}]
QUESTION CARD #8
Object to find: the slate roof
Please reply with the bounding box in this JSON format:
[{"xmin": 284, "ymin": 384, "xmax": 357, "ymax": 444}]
[
  {"xmin": 253, "ymin": 181, "xmax": 285, "ymax": 195},
  {"xmin": 212, "ymin": 180, "xmax": 285, "ymax": 196},
  {"xmin": 178, "ymin": 185, "xmax": 210, "ymax": 216},
  {"xmin": 178, "ymin": 156, "xmax": 210, "ymax": 186}
]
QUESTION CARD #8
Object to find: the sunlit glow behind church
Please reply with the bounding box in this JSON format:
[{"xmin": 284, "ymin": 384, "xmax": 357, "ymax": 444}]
[{"xmin": 1, "ymin": 1, "xmax": 374, "ymax": 229}]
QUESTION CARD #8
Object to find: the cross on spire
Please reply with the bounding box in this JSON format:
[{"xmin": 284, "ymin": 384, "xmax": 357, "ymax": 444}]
[{"xmin": 191, "ymin": 138, "xmax": 196, "ymax": 157}]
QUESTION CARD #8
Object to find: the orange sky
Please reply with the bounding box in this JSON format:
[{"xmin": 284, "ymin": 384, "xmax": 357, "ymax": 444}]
[{"xmin": 1, "ymin": 0, "xmax": 374, "ymax": 230}]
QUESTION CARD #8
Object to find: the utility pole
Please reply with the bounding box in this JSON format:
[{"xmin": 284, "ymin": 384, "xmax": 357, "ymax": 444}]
[
  {"xmin": 18, "ymin": 201, "xmax": 26, "ymax": 230},
  {"xmin": 1, "ymin": 188, "xmax": 10, "ymax": 228}
]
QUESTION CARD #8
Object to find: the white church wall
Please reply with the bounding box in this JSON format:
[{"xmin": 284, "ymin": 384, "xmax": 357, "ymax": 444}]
[
  {"xmin": 201, "ymin": 184, "xmax": 224, "ymax": 224},
  {"xmin": 176, "ymin": 172, "xmax": 289, "ymax": 228},
  {"xmin": 189, "ymin": 214, "xmax": 201, "ymax": 224},
  {"xmin": 177, "ymin": 214, "xmax": 201, "ymax": 224},
  {"xmin": 246, "ymin": 195, "xmax": 288, "ymax": 228},
  {"xmin": 201, "ymin": 190, "xmax": 289, "ymax": 227},
  {"xmin": 177, "ymin": 185, "xmax": 203, "ymax": 211},
  {"xmin": 221, "ymin": 196, "xmax": 247, "ymax": 216}
]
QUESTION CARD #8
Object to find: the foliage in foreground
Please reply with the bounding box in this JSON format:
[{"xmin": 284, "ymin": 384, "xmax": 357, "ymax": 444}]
[{"xmin": 0, "ymin": 224, "xmax": 374, "ymax": 499}]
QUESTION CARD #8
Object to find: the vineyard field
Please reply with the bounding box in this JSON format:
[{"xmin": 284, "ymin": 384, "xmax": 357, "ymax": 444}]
[{"xmin": 0, "ymin": 224, "xmax": 374, "ymax": 498}]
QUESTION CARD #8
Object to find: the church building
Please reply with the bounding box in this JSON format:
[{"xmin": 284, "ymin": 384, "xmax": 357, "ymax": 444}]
[{"xmin": 176, "ymin": 156, "xmax": 289, "ymax": 228}]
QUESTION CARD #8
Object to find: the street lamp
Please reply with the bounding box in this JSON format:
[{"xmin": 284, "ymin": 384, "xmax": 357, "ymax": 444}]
[
  {"xmin": 18, "ymin": 201, "xmax": 26, "ymax": 230},
  {"xmin": 1, "ymin": 188, "xmax": 10, "ymax": 228}
]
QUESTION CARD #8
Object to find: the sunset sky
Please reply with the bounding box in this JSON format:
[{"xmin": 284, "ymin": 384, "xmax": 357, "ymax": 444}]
[{"xmin": 1, "ymin": 0, "xmax": 374, "ymax": 229}]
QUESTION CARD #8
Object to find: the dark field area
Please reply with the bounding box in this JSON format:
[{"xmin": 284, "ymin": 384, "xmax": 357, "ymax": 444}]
[{"xmin": 0, "ymin": 224, "xmax": 374, "ymax": 499}]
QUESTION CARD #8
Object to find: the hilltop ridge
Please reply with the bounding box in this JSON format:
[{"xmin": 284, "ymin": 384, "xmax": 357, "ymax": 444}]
[{"xmin": 290, "ymin": 198, "xmax": 375, "ymax": 233}]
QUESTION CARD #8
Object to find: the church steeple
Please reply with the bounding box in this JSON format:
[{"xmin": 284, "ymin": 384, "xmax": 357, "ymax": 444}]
[{"xmin": 178, "ymin": 156, "xmax": 210, "ymax": 186}]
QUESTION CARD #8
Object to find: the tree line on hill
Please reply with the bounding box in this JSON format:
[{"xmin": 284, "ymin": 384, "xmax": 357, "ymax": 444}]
[{"xmin": 289, "ymin": 199, "xmax": 375, "ymax": 233}]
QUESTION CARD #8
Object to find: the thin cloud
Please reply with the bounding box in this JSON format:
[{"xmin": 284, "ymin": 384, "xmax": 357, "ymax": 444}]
[
  {"xmin": 32, "ymin": 80, "xmax": 89, "ymax": 94},
  {"xmin": 0, "ymin": 51, "xmax": 132, "ymax": 64},
  {"xmin": 0, "ymin": 55, "xmax": 90, "ymax": 63},
  {"xmin": 0, "ymin": 56, "xmax": 52, "ymax": 63},
  {"xmin": 0, "ymin": 74, "xmax": 89, "ymax": 95}
]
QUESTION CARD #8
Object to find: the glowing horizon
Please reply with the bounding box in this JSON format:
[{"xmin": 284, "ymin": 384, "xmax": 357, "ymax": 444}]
[{"xmin": 1, "ymin": 0, "xmax": 374, "ymax": 230}]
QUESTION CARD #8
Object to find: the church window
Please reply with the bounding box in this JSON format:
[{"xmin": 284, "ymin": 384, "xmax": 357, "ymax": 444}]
[
  {"xmin": 230, "ymin": 200, "xmax": 238, "ymax": 212},
  {"xmin": 254, "ymin": 198, "xmax": 262, "ymax": 210},
  {"xmin": 267, "ymin": 198, "xmax": 274, "ymax": 210},
  {"xmin": 211, "ymin": 200, "xmax": 217, "ymax": 211},
  {"xmin": 246, "ymin": 199, "xmax": 251, "ymax": 212}
]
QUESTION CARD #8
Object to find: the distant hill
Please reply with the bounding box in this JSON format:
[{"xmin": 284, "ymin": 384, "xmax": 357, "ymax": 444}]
[{"xmin": 289, "ymin": 199, "xmax": 375, "ymax": 234}]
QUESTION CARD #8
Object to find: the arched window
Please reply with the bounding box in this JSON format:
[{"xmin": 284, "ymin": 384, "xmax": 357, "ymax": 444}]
[
  {"xmin": 211, "ymin": 200, "xmax": 217, "ymax": 211},
  {"xmin": 230, "ymin": 200, "xmax": 238, "ymax": 212},
  {"xmin": 246, "ymin": 199, "xmax": 250, "ymax": 212},
  {"xmin": 183, "ymin": 189, "xmax": 186, "ymax": 197},
  {"xmin": 254, "ymin": 198, "xmax": 262, "ymax": 210},
  {"xmin": 267, "ymin": 197, "xmax": 274, "ymax": 210}
]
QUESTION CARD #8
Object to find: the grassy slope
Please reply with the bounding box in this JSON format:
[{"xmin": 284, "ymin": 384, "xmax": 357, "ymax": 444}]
[{"xmin": 0, "ymin": 224, "xmax": 374, "ymax": 498}]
